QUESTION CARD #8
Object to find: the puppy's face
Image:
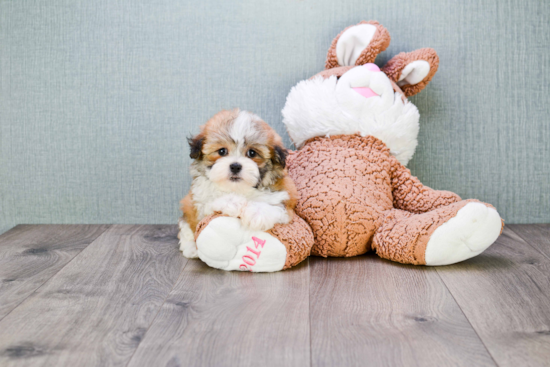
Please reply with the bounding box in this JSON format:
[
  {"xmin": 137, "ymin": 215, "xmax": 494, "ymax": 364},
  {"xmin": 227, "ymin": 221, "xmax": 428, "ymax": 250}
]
[{"xmin": 189, "ymin": 109, "xmax": 287, "ymax": 192}]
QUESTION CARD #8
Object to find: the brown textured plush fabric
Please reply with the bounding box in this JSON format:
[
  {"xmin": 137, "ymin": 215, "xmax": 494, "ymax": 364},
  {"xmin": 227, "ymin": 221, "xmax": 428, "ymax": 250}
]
[
  {"xmin": 381, "ymin": 48, "xmax": 439, "ymax": 97},
  {"xmin": 267, "ymin": 214, "xmax": 314, "ymax": 269},
  {"xmin": 325, "ymin": 20, "xmax": 391, "ymax": 69},
  {"xmin": 372, "ymin": 200, "xmax": 477, "ymax": 264},
  {"xmin": 389, "ymin": 154, "xmax": 462, "ymax": 213},
  {"xmin": 194, "ymin": 212, "xmax": 314, "ymax": 269},
  {"xmin": 287, "ymin": 134, "xmax": 466, "ymax": 258}
]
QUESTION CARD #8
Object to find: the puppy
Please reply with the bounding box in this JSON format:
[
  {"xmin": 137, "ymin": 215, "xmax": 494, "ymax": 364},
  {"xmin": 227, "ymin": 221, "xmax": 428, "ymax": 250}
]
[{"xmin": 178, "ymin": 109, "xmax": 297, "ymax": 259}]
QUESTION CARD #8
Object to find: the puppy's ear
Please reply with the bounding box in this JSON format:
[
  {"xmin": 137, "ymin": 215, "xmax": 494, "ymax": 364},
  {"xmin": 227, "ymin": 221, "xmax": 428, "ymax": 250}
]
[
  {"xmin": 187, "ymin": 134, "xmax": 205, "ymax": 160},
  {"xmin": 272, "ymin": 146, "xmax": 288, "ymax": 169}
]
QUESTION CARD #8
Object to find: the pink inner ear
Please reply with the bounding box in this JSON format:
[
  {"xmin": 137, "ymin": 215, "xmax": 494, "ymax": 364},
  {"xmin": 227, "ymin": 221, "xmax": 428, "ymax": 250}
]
[{"xmin": 352, "ymin": 87, "xmax": 379, "ymax": 98}]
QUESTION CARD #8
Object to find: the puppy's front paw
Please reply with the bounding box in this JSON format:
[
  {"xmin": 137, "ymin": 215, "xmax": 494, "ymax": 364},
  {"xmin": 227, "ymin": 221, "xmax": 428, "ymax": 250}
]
[
  {"xmin": 241, "ymin": 202, "xmax": 289, "ymax": 232},
  {"xmin": 180, "ymin": 240, "xmax": 199, "ymax": 259},
  {"xmin": 210, "ymin": 194, "xmax": 247, "ymax": 217},
  {"xmin": 178, "ymin": 219, "xmax": 198, "ymax": 258}
]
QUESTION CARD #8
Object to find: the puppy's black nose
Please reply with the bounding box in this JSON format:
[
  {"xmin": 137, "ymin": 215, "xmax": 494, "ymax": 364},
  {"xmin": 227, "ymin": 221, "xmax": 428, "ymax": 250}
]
[{"xmin": 230, "ymin": 163, "xmax": 242, "ymax": 174}]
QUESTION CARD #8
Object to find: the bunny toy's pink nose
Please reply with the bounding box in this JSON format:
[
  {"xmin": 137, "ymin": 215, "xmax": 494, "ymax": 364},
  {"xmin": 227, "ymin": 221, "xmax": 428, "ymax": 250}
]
[
  {"xmin": 363, "ymin": 63, "xmax": 380, "ymax": 72},
  {"xmin": 351, "ymin": 63, "xmax": 381, "ymax": 99}
]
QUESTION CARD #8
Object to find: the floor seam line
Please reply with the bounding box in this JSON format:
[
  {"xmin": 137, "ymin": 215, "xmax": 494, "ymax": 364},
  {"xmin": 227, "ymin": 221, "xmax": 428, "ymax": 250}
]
[
  {"xmin": 0, "ymin": 224, "xmax": 112, "ymax": 325},
  {"xmin": 124, "ymin": 257, "xmax": 191, "ymax": 367},
  {"xmin": 434, "ymin": 268, "xmax": 500, "ymax": 367},
  {"xmin": 507, "ymin": 225, "xmax": 550, "ymax": 262}
]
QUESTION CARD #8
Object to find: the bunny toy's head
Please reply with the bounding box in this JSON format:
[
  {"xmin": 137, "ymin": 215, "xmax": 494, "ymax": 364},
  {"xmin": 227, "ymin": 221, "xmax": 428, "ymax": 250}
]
[{"xmin": 282, "ymin": 21, "xmax": 439, "ymax": 165}]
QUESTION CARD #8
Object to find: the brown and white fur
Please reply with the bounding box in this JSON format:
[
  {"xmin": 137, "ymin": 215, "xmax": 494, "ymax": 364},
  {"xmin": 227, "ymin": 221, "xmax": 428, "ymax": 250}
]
[{"xmin": 178, "ymin": 109, "xmax": 297, "ymax": 258}]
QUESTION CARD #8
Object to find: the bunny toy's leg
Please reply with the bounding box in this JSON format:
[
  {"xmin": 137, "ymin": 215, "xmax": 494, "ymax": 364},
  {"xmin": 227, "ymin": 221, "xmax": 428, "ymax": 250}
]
[
  {"xmin": 372, "ymin": 200, "xmax": 503, "ymax": 266},
  {"xmin": 194, "ymin": 214, "xmax": 314, "ymax": 272},
  {"xmin": 381, "ymin": 155, "xmax": 503, "ymax": 265}
]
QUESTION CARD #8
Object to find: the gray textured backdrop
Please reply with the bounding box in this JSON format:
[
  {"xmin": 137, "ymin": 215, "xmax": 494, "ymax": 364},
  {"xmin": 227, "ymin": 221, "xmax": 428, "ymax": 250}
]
[{"xmin": 1, "ymin": 0, "xmax": 549, "ymax": 233}]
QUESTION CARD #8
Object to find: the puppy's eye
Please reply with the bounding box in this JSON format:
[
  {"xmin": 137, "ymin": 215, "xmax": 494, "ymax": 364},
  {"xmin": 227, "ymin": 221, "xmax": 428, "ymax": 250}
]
[
  {"xmin": 246, "ymin": 149, "xmax": 257, "ymax": 158},
  {"xmin": 218, "ymin": 148, "xmax": 228, "ymax": 156}
]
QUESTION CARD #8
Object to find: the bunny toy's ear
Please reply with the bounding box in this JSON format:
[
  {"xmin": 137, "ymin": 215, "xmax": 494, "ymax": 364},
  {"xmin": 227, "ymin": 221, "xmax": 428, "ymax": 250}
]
[
  {"xmin": 381, "ymin": 48, "xmax": 439, "ymax": 97},
  {"xmin": 325, "ymin": 21, "xmax": 391, "ymax": 70}
]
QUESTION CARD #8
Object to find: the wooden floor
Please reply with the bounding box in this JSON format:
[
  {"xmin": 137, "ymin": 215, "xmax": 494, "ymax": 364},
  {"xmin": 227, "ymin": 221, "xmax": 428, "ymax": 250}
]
[{"xmin": 0, "ymin": 224, "xmax": 549, "ymax": 367}]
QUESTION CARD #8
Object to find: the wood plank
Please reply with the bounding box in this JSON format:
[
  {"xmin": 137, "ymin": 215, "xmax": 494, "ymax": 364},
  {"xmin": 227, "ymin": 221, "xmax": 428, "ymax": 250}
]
[
  {"xmin": 127, "ymin": 258, "xmax": 310, "ymax": 367},
  {"xmin": 436, "ymin": 227, "xmax": 550, "ymax": 367},
  {"xmin": 0, "ymin": 225, "xmax": 186, "ymax": 367},
  {"xmin": 309, "ymin": 255, "xmax": 495, "ymax": 367},
  {"xmin": 508, "ymin": 224, "xmax": 550, "ymax": 260},
  {"xmin": 0, "ymin": 224, "xmax": 110, "ymax": 320}
]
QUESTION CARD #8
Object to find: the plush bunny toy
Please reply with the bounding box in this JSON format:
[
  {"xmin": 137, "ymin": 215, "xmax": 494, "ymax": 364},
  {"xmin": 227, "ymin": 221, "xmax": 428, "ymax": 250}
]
[{"xmin": 194, "ymin": 21, "xmax": 503, "ymax": 272}]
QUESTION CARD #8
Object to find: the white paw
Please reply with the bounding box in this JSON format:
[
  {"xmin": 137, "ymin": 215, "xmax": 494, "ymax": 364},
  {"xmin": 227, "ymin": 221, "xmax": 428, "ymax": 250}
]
[
  {"xmin": 425, "ymin": 202, "xmax": 502, "ymax": 266},
  {"xmin": 240, "ymin": 202, "xmax": 289, "ymax": 232},
  {"xmin": 196, "ymin": 216, "xmax": 287, "ymax": 272},
  {"xmin": 180, "ymin": 240, "xmax": 199, "ymax": 259},
  {"xmin": 178, "ymin": 219, "xmax": 198, "ymax": 258},
  {"xmin": 210, "ymin": 194, "xmax": 247, "ymax": 217}
]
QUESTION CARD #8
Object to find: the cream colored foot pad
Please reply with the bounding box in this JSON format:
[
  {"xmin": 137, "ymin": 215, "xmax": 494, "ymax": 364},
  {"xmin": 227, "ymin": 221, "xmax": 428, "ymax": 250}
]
[
  {"xmin": 425, "ymin": 202, "xmax": 502, "ymax": 266},
  {"xmin": 196, "ymin": 216, "xmax": 287, "ymax": 272}
]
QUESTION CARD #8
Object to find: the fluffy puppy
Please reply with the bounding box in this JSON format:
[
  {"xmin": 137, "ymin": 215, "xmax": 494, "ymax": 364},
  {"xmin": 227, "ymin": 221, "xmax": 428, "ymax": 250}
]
[{"xmin": 178, "ymin": 109, "xmax": 297, "ymax": 259}]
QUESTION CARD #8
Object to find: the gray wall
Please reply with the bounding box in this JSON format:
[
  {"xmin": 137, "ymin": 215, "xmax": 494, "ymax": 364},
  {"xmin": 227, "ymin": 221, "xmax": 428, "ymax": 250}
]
[{"xmin": 1, "ymin": 0, "xmax": 549, "ymax": 233}]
